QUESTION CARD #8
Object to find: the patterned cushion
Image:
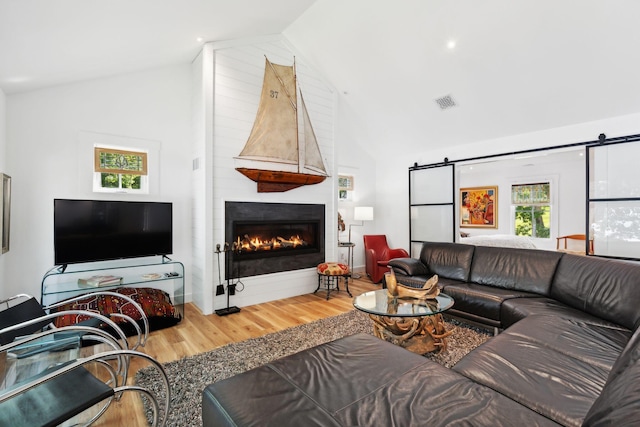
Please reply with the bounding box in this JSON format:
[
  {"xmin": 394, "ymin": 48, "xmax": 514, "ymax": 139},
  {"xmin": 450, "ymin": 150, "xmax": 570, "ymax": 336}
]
[
  {"xmin": 51, "ymin": 287, "xmax": 181, "ymax": 333},
  {"xmin": 317, "ymin": 262, "xmax": 350, "ymax": 276}
]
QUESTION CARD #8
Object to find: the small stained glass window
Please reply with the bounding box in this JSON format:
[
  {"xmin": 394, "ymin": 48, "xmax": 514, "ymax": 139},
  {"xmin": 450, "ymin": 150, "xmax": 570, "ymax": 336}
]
[
  {"xmin": 94, "ymin": 147, "xmax": 147, "ymax": 175},
  {"xmin": 93, "ymin": 147, "xmax": 148, "ymax": 192}
]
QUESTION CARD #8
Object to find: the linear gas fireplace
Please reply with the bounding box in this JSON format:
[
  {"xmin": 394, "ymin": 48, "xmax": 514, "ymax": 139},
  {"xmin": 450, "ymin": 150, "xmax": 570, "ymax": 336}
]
[{"xmin": 225, "ymin": 202, "xmax": 325, "ymax": 278}]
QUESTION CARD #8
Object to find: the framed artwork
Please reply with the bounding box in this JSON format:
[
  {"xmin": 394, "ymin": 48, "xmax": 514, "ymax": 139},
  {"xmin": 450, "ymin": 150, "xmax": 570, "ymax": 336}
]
[
  {"xmin": 1, "ymin": 173, "xmax": 10, "ymax": 253},
  {"xmin": 338, "ymin": 175, "xmax": 354, "ymax": 191},
  {"xmin": 460, "ymin": 186, "xmax": 497, "ymax": 228},
  {"xmin": 338, "ymin": 189, "xmax": 348, "ymax": 200}
]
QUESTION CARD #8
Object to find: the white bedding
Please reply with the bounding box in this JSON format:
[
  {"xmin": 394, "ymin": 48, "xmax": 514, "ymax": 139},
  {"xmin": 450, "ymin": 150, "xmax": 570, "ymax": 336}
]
[{"xmin": 460, "ymin": 234, "xmax": 537, "ymax": 249}]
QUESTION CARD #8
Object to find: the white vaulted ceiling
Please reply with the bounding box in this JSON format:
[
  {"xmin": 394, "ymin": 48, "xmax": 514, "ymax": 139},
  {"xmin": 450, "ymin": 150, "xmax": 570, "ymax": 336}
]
[
  {"xmin": 2, "ymin": 0, "xmax": 640, "ymax": 154},
  {"xmin": 285, "ymin": 0, "xmax": 640, "ymax": 154},
  {"xmin": 0, "ymin": 0, "xmax": 317, "ymax": 93}
]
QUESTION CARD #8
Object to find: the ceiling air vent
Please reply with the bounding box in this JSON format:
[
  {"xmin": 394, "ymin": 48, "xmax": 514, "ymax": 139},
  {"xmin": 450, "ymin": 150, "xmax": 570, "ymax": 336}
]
[{"xmin": 435, "ymin": 94, "xmax": 457, "ymax": 110}]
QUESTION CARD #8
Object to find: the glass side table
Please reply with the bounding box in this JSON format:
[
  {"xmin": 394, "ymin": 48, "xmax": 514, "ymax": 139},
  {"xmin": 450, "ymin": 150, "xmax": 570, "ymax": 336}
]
[
  {"xmin": 353, "ymin": 289, "xmax": 454, "ymax": 354},
  {"xmin": 1, "ymin": 335, "xmax": 81, "ymax": 392}
]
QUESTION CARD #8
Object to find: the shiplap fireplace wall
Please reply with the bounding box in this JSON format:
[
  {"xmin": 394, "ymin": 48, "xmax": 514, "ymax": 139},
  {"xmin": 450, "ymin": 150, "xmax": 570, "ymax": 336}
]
[{"xmin": 191, "ymin": 36, "xmax": 337, "ymax": 315}]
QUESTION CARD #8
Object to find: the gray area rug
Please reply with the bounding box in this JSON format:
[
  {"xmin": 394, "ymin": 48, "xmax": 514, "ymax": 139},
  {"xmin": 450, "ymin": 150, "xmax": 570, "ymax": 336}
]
[{"xmin": 135, "ymin": 310, "xmax": 491, "ymax": 426}]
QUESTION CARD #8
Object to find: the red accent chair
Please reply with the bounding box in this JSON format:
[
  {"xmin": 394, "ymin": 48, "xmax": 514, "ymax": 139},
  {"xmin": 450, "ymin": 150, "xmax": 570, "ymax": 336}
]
[{"xmin": 363, "ymin": 235, "xmax": 410, "ymax": 284}]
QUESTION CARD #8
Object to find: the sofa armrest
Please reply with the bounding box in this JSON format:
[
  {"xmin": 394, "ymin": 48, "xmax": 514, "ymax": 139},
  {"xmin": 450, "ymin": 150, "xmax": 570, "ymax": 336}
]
[{"xmin": 387, "ymin": 258, "xmax": 429, "ymax": 276}]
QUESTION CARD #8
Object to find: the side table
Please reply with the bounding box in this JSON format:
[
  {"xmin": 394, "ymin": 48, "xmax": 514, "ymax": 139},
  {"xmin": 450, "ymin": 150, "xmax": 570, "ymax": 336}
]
[{"xmin": 338, "ymin": 241, "xmax": 358, "ymax": 279}]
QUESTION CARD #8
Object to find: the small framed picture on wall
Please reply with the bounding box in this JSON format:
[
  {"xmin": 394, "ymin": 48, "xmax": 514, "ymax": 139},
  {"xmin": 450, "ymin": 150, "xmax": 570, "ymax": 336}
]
[
  {"xmin": 338, "ymin": 175, "xmax": 354, "ymax": 191},
  {"xmin": 460, "ymin": 186, "xmax": 497, "ymax": 228}
]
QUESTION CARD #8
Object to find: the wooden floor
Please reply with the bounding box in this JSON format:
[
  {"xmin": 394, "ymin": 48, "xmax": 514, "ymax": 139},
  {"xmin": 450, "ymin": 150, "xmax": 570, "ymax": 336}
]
[{"xmin": 91, "ymin": 276, "xmax": 379, "ymax": 426}]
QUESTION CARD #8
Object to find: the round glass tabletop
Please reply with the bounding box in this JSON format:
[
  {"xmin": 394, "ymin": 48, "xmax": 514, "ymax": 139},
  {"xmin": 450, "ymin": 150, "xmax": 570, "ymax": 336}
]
[{"xmin": 353, "ymin": 289, "xmax": 454, "ymax": 317}]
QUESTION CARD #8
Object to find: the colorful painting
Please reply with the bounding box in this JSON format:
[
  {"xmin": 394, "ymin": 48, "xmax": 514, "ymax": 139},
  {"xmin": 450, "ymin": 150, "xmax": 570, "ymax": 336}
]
[{"xmin": 460, "ymin": 186, "xmax": 497, "ymax": 228}]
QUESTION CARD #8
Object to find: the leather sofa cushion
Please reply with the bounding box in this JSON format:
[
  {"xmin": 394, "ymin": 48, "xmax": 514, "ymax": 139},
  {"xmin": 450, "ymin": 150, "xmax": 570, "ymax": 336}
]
[
  {"xmin": 203, "ymin": 363, "xmax": 342, "ymax": 427},
  {"xmin": 469, "ymin": 246, "xmax": 562, "ymax": 295},
  {"xmin": 550, "ymin": 254, "xmax": 640, "ymax": 330},
  {"xmin": 419, "ymin": 242, "xmax": 475, "ymax": 281},
  {"xmin": 604, "ymin": 322, "xmax": 640, "ymax": 385},
  {"xmin": 334, "ymin": 356, "xmax": 560, "ymax": 427},
  {"xmin": 582, "ymin": 355, "xmax": 640, "ymax": 426},
  {"xmin": 388, "ymin": 257, "xmax": 430, "ymax": 278},
  {"xmin": 203, "ymin": 333, "xmax": 559, "ymax": 427},
  {"xmin": 453, "ymin": 315, "xmax": 624, "ymax": 426},
  {"xmin": 583, "ymin": 325, "xmax": 640, "ymax": 425},
  {"xmin": 442, "ymin": 282, "xmax": 539, "ymax": 323},
  {"xmin": 501, "ymin": 297, "xmax": 629, "ymax": 330},
  {"xmin": 203, "ymin": 334, "xmax": 432, "ymax": 427}
]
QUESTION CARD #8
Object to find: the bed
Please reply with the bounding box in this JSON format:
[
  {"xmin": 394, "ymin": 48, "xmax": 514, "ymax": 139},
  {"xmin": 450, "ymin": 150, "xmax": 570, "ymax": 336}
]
[{"xmin": 460, "ymin": 234, "xmax": 537, "ymax": 249}]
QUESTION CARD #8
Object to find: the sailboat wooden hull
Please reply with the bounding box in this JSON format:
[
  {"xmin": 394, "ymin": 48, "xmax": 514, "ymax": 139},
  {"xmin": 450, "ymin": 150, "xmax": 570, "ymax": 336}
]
[{"xmin": 236, "ymin": 168, "xmax": 326, "ymax": 193}]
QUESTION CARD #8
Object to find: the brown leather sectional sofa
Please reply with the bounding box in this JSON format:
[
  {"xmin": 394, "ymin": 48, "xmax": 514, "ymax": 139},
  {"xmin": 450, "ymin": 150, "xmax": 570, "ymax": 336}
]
[{"xmin": 202, "ymin": 242, "xmax": 640, "ymax": 426}]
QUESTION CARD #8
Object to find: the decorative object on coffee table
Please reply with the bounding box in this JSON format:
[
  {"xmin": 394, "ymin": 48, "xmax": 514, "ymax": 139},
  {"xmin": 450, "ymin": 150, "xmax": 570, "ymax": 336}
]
[
  {"xmin": 385, "ymin": 269, "xmax": 439, "ymax": 299},
  {"xmin": 353, "ymin": 289, "xmax": 454, "ymax": 354}
]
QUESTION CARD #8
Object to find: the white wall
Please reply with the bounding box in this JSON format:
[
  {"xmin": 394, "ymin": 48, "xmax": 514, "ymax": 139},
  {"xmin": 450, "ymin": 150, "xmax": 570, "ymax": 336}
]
[
  {"xmin": 0, "ymin": 87, "xmax": 6, "ymax": 299},
  {"xmin": 193, "ymin": 36, "xmax": 337, "ymax": 314},
  {"xmin": 5, "ymin": 65, "xmax": 193, "ymax": 301},
  {"xmin": 335, "ymin": 96, "xmax": 379, "ymax": 269},
  {"xmin": 190, "ymin": 46, "xmax": 215, "ymax": 314}
]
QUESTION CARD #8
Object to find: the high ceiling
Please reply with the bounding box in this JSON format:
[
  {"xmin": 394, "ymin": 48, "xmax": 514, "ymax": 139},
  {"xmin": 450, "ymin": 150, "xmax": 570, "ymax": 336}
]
[
  {"xmin": 285, "ymin": 0, "xmax": 640, "ymax": 154},
  {"xmin": 3, "ymin": 0, "xmax": 640, "ymax": 154},
  {"xmin": 0, "ymin": 0, "xmax": 317, "ymax": 93}
]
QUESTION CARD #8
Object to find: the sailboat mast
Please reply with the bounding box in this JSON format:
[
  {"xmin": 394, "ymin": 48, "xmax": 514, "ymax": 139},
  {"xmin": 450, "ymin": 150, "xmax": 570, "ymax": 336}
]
[{"xmin": 293, "ymin": 57, "xmax": 300, "ymax": 173}]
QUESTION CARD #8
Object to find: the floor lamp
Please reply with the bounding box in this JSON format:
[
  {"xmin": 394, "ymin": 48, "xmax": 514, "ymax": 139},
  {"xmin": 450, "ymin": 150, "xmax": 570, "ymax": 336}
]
[{"xmin": 349, "ymin": 206, "xmax": 373, "ymax": 278}]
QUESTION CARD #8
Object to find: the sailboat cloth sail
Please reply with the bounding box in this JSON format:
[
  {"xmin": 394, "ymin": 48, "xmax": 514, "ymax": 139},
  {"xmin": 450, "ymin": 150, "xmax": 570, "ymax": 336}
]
[
  {"xmin": 238, "ymin": 60, "xmax": 299, "ymax": 166},
  {"xmin": 300, "ymin": 92, "xmax": 327, "ymax": 175}
]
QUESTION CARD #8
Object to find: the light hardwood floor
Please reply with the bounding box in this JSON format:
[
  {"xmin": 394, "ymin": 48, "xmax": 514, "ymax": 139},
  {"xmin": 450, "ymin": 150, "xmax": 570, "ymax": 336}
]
[{"xmin": 91, "ymin": 277, "xmax": 379, "ymax": 426}]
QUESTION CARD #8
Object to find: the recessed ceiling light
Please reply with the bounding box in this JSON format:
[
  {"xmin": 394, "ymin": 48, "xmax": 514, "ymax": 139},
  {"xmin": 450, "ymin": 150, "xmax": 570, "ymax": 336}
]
[
  {"xmin": 447, "ymin": 40, "xmax": 456, "ymax": 49},
  {"xmin": 196, "ymin": 37, "xmax": 204, "ymax": 43}
]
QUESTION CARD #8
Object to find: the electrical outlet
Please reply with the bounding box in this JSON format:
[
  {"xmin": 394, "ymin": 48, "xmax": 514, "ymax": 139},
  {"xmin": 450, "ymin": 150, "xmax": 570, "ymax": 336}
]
[{"xmin": 340, "ymin": 253, "xmax": 346, "ymax": 262}]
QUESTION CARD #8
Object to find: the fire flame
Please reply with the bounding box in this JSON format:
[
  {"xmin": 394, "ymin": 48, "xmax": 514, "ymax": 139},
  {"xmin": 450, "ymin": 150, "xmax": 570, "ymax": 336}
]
[{"xmin": 236, "ymin": 234, "xmax": 306, "ymax": 252}]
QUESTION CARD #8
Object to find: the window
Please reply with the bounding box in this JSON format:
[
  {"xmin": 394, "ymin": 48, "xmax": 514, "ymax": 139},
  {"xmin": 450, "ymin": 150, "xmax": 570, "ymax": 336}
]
[
  {"xmin": 93, "ymin": 147, "xmax": 148, "ymax": 193},
  {"xmin": 512, "ymin": 182, "xmax": 551, "ymax": 238}
]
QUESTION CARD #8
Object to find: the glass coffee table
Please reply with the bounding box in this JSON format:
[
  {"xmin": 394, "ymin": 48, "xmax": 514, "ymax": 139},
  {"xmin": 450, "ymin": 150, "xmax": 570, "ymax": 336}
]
[{"xmin": 353, "ymin": 289, "xmax": 454, "ymax": 354}]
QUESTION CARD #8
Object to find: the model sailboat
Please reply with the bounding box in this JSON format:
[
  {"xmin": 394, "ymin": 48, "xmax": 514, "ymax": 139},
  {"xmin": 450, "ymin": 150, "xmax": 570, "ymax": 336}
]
[{"xmin": 235, "ymin": 57, "xmax": 328, "ymax": 192}]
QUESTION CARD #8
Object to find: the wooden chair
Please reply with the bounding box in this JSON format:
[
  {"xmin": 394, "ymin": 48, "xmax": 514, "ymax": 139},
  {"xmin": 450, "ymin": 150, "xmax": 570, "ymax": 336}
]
[{"xmin": 556, "ymin": 234, "xmax": 594, "ymax": 255}]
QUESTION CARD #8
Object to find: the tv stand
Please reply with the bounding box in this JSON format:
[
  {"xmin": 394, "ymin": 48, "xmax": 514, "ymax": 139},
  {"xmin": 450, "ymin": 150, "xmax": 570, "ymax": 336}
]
[{"xmin": 41, "ymin": 257, "xmax": 185, "ymax": 317}]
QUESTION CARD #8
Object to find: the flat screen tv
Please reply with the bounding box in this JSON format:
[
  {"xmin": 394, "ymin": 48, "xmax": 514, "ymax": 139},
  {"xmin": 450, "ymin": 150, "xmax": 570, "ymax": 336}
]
[{"xmin": 54, "ymin": 199, "xmax": 173, "ymax": 266}]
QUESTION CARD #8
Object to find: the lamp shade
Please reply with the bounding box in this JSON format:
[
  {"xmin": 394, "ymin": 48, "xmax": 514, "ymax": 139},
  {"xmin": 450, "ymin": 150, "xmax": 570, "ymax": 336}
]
[{"xmin": 354, "ymin": 206, "xmax": 374, "ymax": 221}]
